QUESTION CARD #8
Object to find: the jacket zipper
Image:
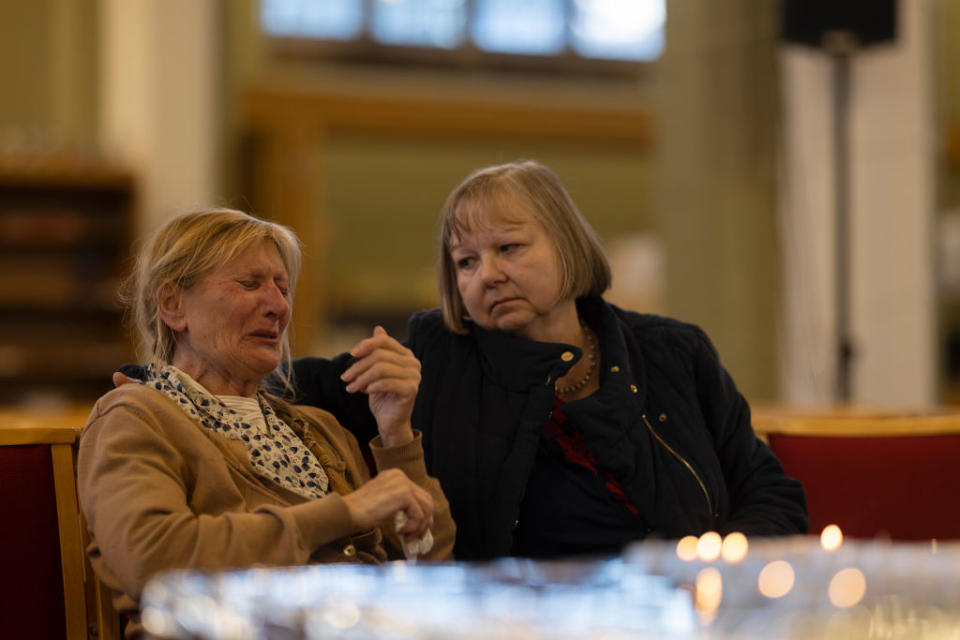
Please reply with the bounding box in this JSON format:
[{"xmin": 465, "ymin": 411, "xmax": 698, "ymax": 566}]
[{"xmin": 642, "ymin": 413, "xmax": 714, "ymax": 519}]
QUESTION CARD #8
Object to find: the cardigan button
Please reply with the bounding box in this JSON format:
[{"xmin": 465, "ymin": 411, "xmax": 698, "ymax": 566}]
[
  {"xmin": 513, "ymin": 519, "xmax": 520, "ymax": 529},
  {"xmin": 561, "ymin": 351, "xmax": 574, "ymax": 362},
  {"xmin": 610, "ymin": 365, "xmax": 620, "ymax": 373},
  {"xmin": 342, "ymin": 544, "xmax": 357, "ymax": 558},
  {"xmin": 659, "ymin": 413, "xmax": 667, "ymax": 422},
  {"xmin": 630, "ymin": 384, "xmax": 638, "ymax": 393}
]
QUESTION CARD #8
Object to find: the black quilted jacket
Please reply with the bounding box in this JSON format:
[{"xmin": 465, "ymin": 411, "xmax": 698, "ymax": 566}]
[{"xmin": 289, "ymin": 297, "xmax": 808, "ymax": 560}]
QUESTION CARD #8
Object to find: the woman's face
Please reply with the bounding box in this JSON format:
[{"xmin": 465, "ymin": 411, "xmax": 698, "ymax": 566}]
[
  {"xmin": 448, "ymin": 203, "xmax": 566, "ymax": 341},
  {"xmin": 171, "ymin": 240, "xmax": 292, "ymax": 396}
]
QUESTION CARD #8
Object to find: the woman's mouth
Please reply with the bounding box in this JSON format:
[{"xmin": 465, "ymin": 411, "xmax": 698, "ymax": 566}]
[{"xmin": 491, "ymin": 298, "xmax": 518, "ymax": 312}]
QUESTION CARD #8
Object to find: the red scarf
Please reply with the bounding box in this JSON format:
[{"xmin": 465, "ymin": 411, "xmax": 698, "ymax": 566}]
[{"xmin": 545, "ymin": 397, "xmax": 640, "ymax": 516}]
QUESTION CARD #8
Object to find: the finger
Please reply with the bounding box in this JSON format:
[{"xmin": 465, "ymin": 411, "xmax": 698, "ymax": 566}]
[
  {"xmin": 112, "ymin": 372, "xmax": 136, "ymax": 387},
  {"xmin": 397, "ymin": 496, "xmax": 427, "ymax": 535},
  {"xmin": 374, "ymin": 325, "xmax": 387, "ymax": 337},
  {"xmin": 343, "ymin": 348, "xmax": 417, "ymax": 379},
  {"xmin": 343, "ymin": 346, "xmax": 417, "ymax": 381},
  {"xmin": 342, "ymin": 354, "xmax": 420, "ymax": 390},
  {"xmin": 360, "ymin": 379, "xmax": 419, "ymax": 398},
  {"xmin": 349, "ymin": 330, "xmax": 411, "ymax": 359},
  {"xmin": 400, "ymin": 485, "xmax": 434, "ymax": 538},
  {"xmin": 345, "ymin": 362, "xmax": 420, "ymax": 394}
]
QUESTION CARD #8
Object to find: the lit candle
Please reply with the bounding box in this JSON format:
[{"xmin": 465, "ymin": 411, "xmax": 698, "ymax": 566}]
[
  {"xmin": 720, "ymin": 532, "xmax": 748, "ymax": 564},
  {"xmin": 820, "ymin": 524, "xmax": 843, "ymax": 552},
  {"xmin": 676, "ymin": 535, "xmax": 699, "ymax": 562},
  {"xmin": 696, "ymin": 531, "xmax": 723, "ymax": 562}
]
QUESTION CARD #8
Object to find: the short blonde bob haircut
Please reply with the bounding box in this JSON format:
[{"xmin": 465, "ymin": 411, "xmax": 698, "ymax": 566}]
[
  {"xmin": 128, "ymin": 208, "xmax": 301, "ymax": 387},
  {"xmin": 438, "ymin": 160, "xmax": 611, "ymax": 333}
]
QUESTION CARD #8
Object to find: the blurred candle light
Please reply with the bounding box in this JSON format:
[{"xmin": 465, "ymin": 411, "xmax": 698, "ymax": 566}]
[
  {"xmin": 695, "ymin": 566, "xmax": 723, "ymax": 623},
  {"xmin": 821, "ymin": 524, "xmax": 843, "ymax": 551},
  {"xmin": 322, "ymin": 597, "xmax": 361, "ymax": 630},
  {"xmin": 721, "ymin": 532, "xmax": 748, "ymax": 564},
  {"xmin": 828, "ymin": 568, "xmax": 866, "ymax": 608},
  {"xmin": 141, "ymin": 606, "xmax": 177, "ymax": 639},
  {"xmin": 757, "ymin": 560, "xmax": 795, "ymax": 599},
  {"xmin": 676, "ymin": 535, "xmax": 699, "ymax": 561},
  {"xmin": 696, "ymin": 531, "xmax": 723, "ymax": 562}
]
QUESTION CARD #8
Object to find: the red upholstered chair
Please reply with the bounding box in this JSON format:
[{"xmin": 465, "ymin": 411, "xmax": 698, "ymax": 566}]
[
  {"xmin": 0, "ymin": 408, "xmax": 120, "ymax": 640},
  {"xmin": 0, "ymin": 442, "xmax": 70, "ymax": 639},
  {"xmin": 753, "ymin": 408, "xmax": 960, "ymax": 541}
]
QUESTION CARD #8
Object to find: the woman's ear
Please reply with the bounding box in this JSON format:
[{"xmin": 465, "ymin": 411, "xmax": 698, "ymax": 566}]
[{"xmin": 157, "ymin": 281, "xmax": 187, "ymax": 332}]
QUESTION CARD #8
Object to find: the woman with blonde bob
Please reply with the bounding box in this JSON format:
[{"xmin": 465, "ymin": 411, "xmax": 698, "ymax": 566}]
[
  {"xmin": 288, "ymin": 160, "xmax": 807, "ymax": 560},
  {"xmin": 80, "ymin": 209, "xmax": 453, "ymax": 638}
]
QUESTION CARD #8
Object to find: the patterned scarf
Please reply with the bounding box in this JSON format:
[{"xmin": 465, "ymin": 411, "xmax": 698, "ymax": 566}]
[{"xmin": 142, "ymin": 364, "xmax": 329, "ymax": 500}]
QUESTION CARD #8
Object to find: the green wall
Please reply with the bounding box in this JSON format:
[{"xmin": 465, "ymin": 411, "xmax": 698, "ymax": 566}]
[
  {"xmin": 0, "ymin": 0, "xmax": 98, "ymax": 147},
  {"xmin": 322, "ymin": 138, "xmax": 655, "ymax": 316}
]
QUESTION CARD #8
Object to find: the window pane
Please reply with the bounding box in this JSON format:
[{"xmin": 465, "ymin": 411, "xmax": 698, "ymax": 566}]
[
  {"xmin": 472, "ymin": 0, "xmax": 565, "ymax": 56},
  {"xmin": 571, "ymin": 0, "xmax": 665, "ymax": 61},
  {"xmin": 372, "ymin": 0, "xmax": 467, "ymax": 49},
  {"xmin": 261, "ymin": 0, "xmax": 363, "ymax": 40}
]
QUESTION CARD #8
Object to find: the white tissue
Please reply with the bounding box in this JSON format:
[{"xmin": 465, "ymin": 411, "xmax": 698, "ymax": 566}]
[{"xmin": 393, "ymin": 511, "xmax": 434, "ymax": 561}]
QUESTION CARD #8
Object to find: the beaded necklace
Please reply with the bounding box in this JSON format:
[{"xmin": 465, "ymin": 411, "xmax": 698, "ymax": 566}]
[{"xmin": 556, "ymin": 324, "xmax": 597, "ymax": 397}]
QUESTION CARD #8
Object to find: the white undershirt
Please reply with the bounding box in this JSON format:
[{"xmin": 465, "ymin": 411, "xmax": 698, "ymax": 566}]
[{"xmin": 218, "ymin": 394, "xmax": 268, "ymax": 431}]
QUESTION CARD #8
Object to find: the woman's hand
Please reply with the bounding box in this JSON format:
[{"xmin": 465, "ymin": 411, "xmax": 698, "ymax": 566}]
[
  {"xmin": 341, "ymin": 326, "xmax": 420, "ymax": 447},
  {"xmin": 112, "ymin": 371, "xmax": 136, "ymax": 387},
  {"xmin": 341, "ymin": 468, "xmax": 434, "ymax": 540}
]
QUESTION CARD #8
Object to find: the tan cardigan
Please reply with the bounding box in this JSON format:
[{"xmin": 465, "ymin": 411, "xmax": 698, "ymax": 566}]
[{"xmin": 77, "ymin": 384, "xmax": 454, "ymax": 637}]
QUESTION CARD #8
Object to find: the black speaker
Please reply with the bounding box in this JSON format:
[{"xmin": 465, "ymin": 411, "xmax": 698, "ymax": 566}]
[{"xmin": 782, "ymin": 0, "xmax": 897, "ymax": 49}]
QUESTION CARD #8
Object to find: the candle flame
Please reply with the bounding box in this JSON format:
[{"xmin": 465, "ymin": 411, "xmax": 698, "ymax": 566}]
[{"xmin": 820, "ymin": 524, "xmax": 843, "ymax": 551}]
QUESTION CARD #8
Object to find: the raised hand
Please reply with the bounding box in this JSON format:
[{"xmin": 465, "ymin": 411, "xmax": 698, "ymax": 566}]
[
  {"xmin": 340, "ymin": 326, "xmax": 420, "ymax": 447},
  {"xmin": 341, "ymin": 468, "xmax": 434, "ymax": 540}
]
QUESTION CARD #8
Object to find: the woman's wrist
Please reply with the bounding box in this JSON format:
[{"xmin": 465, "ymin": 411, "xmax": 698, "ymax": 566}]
[{"xmin": 377, "ymin": 423, "xmax": 415, "ymax": 448}]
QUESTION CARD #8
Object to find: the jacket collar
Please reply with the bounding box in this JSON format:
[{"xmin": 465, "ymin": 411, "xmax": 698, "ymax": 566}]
[
  {"xmin": 466, "ymin": 296, "xmax": 648, "ymax": 399},
  {"xmin": 575, "ymin": 297, "xmax": 647, "ymax": 402},
  {"xmin": 470, "ymin": 321, "xmax": 580, "ymax": 393}
]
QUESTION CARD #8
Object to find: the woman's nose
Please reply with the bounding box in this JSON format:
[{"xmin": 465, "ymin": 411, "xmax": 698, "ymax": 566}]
[
  {"xmin": 262, "ymin": 283, "xmax": 290, "ymax": 318},
  {"xmin": 479, "ymin": 255, "xmax": 505, "ymax": 284}
]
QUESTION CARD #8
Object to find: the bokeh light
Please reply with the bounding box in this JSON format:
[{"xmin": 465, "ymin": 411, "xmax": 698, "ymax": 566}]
[
  {"xmin": 696, "ymin": 531, "xmax": 722, "ymax": 562},
  {"xmin": 695, "ymin": 567, "xmax": 723, "ymax": 615},
  {"xmin": 820, "ymin": 524, "xmax": 843, "ymax": 551},
  {"xmin": 828, "ymin": 568, "xmax": 866, "ymax": 608},
  {"xmin": 676, "ymin": 535, "xmax": 699, "ymax": 562},
  {"xmin": 721, "ymin": 532, "xmax": 748, "ymax": 564},
  {"xmin": 757, "ymin": 560, "xmax": 795, "ymax": 599}
]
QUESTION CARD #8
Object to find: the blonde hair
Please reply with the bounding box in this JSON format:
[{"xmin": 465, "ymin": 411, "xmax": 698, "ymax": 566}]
[
  {"xmin": 127, "ymin": 208, "xmax": 302, "ymax": 392},
  {"xmin": 437, "ymin": 160, "xmax": 611, "ymax": 333}
]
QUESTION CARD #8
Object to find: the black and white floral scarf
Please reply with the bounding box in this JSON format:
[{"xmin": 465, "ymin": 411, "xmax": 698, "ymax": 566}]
[{"xmin": 143, "ymin": 364, "xmax": 329, "ymax": 500}]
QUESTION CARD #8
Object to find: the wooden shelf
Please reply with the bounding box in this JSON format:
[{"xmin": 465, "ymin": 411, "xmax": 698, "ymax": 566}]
[
  {"xmin": 0, "ymin": 155, "xmax": 135, "ymax": 407},
  {"xmin": 0, "ymin": 153, "xmax": 133, "ymax": 188}
]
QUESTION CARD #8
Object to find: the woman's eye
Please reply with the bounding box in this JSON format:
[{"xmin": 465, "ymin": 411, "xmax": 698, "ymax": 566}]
[
  {"xmin": 455, "ymin": 256, "xmax": 475, "ymax": 270},
  {"xmin": 500, "ymin": 243, "xmax": 519, "ymax": 253},
  {"xmin": 240, "ymin": 280, "xmax": 258, "ymax": 290}
]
